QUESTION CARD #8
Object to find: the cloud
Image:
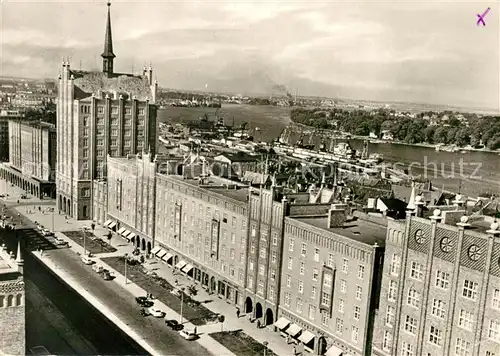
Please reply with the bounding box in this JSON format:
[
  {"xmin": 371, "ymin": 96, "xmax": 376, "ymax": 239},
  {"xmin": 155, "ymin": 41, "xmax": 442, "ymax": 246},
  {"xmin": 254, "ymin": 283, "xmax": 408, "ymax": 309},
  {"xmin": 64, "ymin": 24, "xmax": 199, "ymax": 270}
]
[{"xmin": 0, "ymin": 0, "xmax": 497, "ymax": 110}]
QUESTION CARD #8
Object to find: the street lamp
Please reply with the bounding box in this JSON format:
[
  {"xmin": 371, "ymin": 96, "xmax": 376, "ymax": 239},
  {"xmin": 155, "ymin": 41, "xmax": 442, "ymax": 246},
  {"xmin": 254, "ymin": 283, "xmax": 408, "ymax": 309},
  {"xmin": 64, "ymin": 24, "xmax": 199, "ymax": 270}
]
[
  {"xmin": 263, "ymin": 341, "xmax": 268, "ymax": 356},
  {"xmin": 81, "ymin": 227, "xmax": 89, "ymax": 257},
  {"xmin": 124, "ymin": 253, "xmax": 128, "ymax": 285},
  {"xmin": 179, "ymin": 287, "xmax": 185, "ymax": 324}
]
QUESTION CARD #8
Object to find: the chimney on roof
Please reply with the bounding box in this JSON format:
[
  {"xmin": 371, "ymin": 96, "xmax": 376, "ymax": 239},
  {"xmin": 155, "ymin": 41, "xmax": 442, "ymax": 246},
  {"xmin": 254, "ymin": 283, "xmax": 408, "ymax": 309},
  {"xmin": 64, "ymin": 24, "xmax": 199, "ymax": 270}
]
[{"xmin": 328, "ymin": 205, "xmax": 347, "ymax": 228}]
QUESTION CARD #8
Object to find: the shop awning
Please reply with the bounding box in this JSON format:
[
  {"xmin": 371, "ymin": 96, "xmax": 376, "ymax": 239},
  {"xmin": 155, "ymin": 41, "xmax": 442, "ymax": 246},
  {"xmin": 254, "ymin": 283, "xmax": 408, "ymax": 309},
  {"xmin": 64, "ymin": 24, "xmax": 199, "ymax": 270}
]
[
  {"xmin": 175, "ymin": 260, "xmax": 187, "ymax": 269},
  {"xmin": 103, "ymin": 219, "xmax": 112, "ymax": 227},
  {"xmin": 162, "ymin": 253, "xmax": 173, "ymax": 263},
  {"xmin": 325, "ymin": 345, "xmax": 343, "ymax": 356},
  {"xmin": 286, "ymin": 324, "xmax": 302, "ymax": 337},
  {"xmin": 274, "ymin": 317, "xmax": 290, "ymax": 330},
  {"xmin": 299, "ymin": 330, "xmax": 315, "ymax": 344},
  {"xmin": 108, "ymin": 221, "xmax": 117, "ymax": 229},
  {"xmin": 127, "ymin": 232, "xmax": 136, "ymax": 239},
  {"xmin": 117, "ymin": 227, "xmax": 126, "ymax": 234},
  {"xmin": 122, "ymin": 229, "xmax": 131, "ymax": 237},
  {"xmin": 182, "ymin": 263, "xmax": 193, "ymax": 273},
  {"xmin": 157, "ymin": 249, "xmax": 168, "ymax": 258},
  {"xmin": 151, "ymin": 246, "xmax": 161, "ymax": 255}
]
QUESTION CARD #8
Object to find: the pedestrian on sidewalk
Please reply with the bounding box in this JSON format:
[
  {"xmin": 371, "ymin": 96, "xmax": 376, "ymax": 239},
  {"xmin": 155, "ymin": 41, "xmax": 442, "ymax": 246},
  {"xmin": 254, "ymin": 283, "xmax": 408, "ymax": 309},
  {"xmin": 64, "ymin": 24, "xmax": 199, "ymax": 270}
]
[
  {"xmin": 292, "ymin": 346, "xmax": 296, "ymax": 355},
  {"xmin": 256, "ymin": 319, "xmax": 261, "ymax": 329},
  {"xmin": 236, "ymin": 309, "xmax": 240, "ymax": 318},
  {"xmin": 38, "ymin": 206, "xmax": 41, "ymax": 212},
  {"xmin": 194, "ymin": 327, "xmax": 197, "ymax": 335},
  {"xmin": 175, "ymin": 279, "xmax": 178, "ymax": 286}
]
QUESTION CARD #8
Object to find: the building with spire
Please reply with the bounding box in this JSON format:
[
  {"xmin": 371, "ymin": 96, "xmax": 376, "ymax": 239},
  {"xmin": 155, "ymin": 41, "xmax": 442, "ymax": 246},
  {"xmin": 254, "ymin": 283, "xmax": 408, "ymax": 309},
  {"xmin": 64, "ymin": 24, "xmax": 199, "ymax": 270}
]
[
  {"xmin": 0, "ymin": 242, "xmax": 25, "ymax": 355},
  {"xmin": 56, "ymin": 1, "xmax": 158, "ymax": 221}
]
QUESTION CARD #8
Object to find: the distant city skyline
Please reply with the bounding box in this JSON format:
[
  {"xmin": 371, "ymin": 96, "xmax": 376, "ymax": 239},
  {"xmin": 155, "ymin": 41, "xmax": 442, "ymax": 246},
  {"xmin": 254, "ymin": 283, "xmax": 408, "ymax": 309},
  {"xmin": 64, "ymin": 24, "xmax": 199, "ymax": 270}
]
[{"xmin": 1, "ymin": 0, "xmax": 498, "ymax": 111}]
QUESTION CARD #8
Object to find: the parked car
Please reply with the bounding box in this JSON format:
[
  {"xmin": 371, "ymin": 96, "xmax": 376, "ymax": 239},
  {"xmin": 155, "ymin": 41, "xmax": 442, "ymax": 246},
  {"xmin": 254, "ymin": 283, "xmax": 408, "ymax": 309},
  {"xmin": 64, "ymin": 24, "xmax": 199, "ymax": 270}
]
[
  {"xmin": 179, "ymin": 329, "xmax": 198, "ymax": 341},
  {"xmin": 135, "ymin": 296, "xmax": 154, "ymax": 308},
  {"xmin": 41, "ymin": 229, "xmax": 54, "ymax": 237},
  {"xmin": 81, "ymin": 255, "xmax": 94, "ymax": 265},
  {"xmin": 54, "ymin": 237, "xmax": 68, "ymax": 246},
  {"xmin": 101, "ymin": 271, "xmax": 114, "ymax": 280},
  {"xmin": 165, "ymin": 319, "xmax": 184, "ymax": 331},
  {"xmin": 92, "ymin": 264, "xmax": 104, "ymax": 273},
  {"xmin": 36, "ymin": 224, "xmax": 44, "ymax": 231},
  {"xmin": 148, "ymin": 307, "xmax": 166, "ymax": 318},
  {"xmin": 170, "ymin": 288, "xmax": 182, "ymax": 297}
]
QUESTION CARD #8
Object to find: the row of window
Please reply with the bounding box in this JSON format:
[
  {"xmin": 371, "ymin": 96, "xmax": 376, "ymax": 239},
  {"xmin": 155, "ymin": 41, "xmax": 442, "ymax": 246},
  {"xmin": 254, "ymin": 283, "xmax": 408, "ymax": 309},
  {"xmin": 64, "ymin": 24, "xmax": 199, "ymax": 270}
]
[
  {"xmin": 286, "ymin": 254, "xmax": 365, "ymax": 279},
  {"xmin": 398, "ymin": 337, "xmax": 498, "ymax": 356},
  {"xmin": 402, "ymin": 313, "xmax": 500, "ymax": 341},
  {"xmin": 82, "ymin": 116, "xmax": 146, "ymax": 127},
  {"xmin": 82, "ymin": 128, "xmax": 145, "ymax": 137},
  {"xmin": 81, "ymin": 106, "xmax": 146, "ymax": 116},
  {"xmin": 388, "ymin": 267, "xmax": 498, "ymax": 307},
  {"xmin": 0, "ymin": 294, "xmax": 23, "ymax": 307}
]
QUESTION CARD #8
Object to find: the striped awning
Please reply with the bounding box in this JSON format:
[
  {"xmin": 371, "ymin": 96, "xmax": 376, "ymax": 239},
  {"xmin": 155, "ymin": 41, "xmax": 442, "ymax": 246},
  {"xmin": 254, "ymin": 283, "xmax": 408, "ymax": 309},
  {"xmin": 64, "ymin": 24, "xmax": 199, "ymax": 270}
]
[
  {"xmin": 122, "ymin": 229, "xmax": 131, "ymax": 237},
  {"xmin": 286, "ymin": 324, "xmax": 302, "ymax": 337},
  {"xmin": 103, "ymin": 219, "xmax": 112, "ymax": 227},
  {"xmin": 108, "ymin": 221, "xmax": 117, "ymax": 229},
  {"xmin": 157, "ymin": 249, "xmax": 168, "ymax": 258},
  {"xmin": 274, "ymin": 317, "xmax": 290, "ymax": 330},
  {"xmin": 182, "ymin": 263, "xmax": 193, "ymax": 273},
  {"xmin": 117, "ymin": 227, "xmax": 126, "ymax": 234},
  {"xmin": 175, "ymin": 260, "xmax": 187, "ymax": 269},
  {"xmin": 299, "ymin": 330, "xmax": 315, "ymax": 344},
  {"xmin": 151, "ymin": 246, "xmax": 161, "ymax": 255},
  {"xmin": 162, "ymin": 253, "xmax": 173, "ymax": 263},
  {"xmin": 127, "ymin": 232, "xmax": 136, "ymax": 239}
]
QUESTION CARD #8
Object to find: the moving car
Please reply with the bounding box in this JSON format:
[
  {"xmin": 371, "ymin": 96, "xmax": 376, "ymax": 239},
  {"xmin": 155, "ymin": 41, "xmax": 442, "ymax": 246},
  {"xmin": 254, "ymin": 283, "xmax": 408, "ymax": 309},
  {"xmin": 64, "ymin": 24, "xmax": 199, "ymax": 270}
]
[
  {"xmin": 135, "ymin": 296, "xmax": 154, "ymax": 308},
  {"xmin": 147, "ymin": 307, "xmax": 166, "ymax": 318},
  {"xmin": 81, "ymin": 255, "xmax": 94, "ymax": 265},
  {"xmin": 179, "ymin": 329, "xmax": 198, "ymax": 341}
]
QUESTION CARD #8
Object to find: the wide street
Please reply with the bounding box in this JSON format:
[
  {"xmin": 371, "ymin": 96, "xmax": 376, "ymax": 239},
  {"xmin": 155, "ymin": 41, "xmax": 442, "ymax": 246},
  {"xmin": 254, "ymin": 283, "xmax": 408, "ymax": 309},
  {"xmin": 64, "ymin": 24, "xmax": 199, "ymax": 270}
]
[{"xmin": 0, "ymin": 187, "xmax": 211, "ymax": 356}]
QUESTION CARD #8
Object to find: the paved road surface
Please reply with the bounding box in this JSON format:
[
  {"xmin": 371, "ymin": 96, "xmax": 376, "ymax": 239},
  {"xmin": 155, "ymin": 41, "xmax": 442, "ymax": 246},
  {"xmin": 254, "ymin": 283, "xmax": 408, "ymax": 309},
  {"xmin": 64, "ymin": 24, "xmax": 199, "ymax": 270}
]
[{"xmin": 1, "ymin": 202, "xmax": 210, "ymax": 356}]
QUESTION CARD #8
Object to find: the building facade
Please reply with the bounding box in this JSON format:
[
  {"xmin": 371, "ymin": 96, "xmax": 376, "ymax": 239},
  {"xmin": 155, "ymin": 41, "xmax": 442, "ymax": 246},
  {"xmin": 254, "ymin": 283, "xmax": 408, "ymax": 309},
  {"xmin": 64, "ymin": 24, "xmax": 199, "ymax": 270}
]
[
  {"xmin": 244, "ymin": 186, "xmax": 287, "ymax": 330},
  {"xmin": 372, "ymin": 210, "xmax": 500, "ymax": 356},
  {"xmin": 106, "ymin": 153, "xmax": 159, "ymax": 249},
  {"xmin": 277, "ymin": 207, "xmax": 385, "ymax": 356},
  {"xmin": 0, "ymin": 120, "xmax": 56, "ymax": 198},
  {"xmin": 0, "ymin": 243, "xmax": 25, "ymax": 355},
  {"xmin": 56, "ymin": 2, "xmax": 157, "ymax": 220},
  {"xmin": 0, "ymin": 111, "xmax": 23, "ymax": 163},
  {"xmin": 154, "ymin": 174, "xmax": 250, "ymax": 307}
]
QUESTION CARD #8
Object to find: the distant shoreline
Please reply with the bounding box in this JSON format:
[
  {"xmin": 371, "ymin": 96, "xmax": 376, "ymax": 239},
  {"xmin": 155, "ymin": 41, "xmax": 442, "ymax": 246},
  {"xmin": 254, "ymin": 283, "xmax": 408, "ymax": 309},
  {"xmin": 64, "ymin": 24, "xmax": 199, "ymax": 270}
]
[{"xmin": 349, "ymin": 135, "xmax": 500, "ymax": 154}]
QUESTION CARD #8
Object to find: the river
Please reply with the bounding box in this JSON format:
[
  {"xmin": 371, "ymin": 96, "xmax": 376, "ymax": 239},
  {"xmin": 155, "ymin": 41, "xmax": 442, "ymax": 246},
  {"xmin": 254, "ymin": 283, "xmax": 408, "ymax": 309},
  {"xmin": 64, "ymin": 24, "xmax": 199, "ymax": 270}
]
[{"xmin": 158, "ymin": 104, "xmax": 500, "ymax": 197}]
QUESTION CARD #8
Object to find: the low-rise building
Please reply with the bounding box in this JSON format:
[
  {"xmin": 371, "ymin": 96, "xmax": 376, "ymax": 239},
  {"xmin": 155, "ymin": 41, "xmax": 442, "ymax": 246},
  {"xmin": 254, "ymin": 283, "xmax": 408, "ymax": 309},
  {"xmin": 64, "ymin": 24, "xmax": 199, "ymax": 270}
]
[{"xmin": 277, "ymin": 206, "xmax": 386, "ymax": 356}]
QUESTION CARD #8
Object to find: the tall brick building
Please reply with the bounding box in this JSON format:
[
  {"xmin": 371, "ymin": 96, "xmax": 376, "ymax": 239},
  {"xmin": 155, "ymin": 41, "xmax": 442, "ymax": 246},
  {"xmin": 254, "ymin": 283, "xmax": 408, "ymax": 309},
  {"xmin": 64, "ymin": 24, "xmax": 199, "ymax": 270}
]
[
  {"xmin": 56, "ymin": 1, "xmax": 157, "ymax": 220},
  {"xmin": 372, "ymin": 200, "xmax": 500, "ymax": 356},
  {"xmin": 0, "ymin": 242, "xmax": 25, "ymax": 355}
]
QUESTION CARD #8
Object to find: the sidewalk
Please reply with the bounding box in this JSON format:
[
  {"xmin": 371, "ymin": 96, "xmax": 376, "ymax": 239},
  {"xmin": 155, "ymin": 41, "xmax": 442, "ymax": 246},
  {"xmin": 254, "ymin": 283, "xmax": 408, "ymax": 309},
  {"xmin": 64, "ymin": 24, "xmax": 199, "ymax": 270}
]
[
  {"xmin": 140, "ymin": 257, "xmax": 296, "ymax": 356},
  {"xmin": 3, "ymin": 178, "xmax": 295, "ymax": 356}
]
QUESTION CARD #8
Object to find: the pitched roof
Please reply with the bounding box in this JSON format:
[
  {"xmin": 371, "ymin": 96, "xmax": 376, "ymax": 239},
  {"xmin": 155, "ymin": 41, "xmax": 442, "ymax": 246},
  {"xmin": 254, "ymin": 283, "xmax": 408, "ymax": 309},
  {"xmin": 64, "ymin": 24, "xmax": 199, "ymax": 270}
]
[{"xmin": 71, "ymin": 70, "xmax": 153, "ymax": 101}]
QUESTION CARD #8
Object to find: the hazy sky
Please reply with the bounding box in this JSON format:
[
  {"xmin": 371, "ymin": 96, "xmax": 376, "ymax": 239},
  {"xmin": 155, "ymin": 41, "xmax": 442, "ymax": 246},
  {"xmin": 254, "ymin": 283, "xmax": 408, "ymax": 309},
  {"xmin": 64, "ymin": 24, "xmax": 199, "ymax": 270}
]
[{"xmin": 0, "ymin": 0, "xmax": 498, "ymax": 110}]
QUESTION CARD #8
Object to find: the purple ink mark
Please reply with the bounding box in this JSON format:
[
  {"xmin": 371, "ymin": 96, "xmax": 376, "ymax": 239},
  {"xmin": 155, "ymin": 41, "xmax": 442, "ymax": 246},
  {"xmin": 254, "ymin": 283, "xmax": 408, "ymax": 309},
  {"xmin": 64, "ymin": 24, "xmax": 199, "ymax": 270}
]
[{"xmin": 477, "ymin": 7, "xmax": 491, "ymax": 26}]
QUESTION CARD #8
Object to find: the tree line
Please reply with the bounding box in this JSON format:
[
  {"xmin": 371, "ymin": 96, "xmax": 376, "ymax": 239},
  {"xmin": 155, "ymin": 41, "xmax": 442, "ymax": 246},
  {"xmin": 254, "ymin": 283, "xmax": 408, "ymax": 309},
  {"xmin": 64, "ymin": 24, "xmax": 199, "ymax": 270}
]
[{"xmin": 290, "ymin": 108, "xmax": 500, "ymax": 150}]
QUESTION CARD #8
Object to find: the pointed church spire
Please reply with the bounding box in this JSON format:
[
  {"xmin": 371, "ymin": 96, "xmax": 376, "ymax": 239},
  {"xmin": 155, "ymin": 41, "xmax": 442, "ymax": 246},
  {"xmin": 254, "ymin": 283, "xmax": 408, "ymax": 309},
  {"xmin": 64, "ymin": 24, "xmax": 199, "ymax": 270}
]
[
  {"xmin": 407, "ymin": 182, "xmax": 417, "ymax": 211},
  {"xmin": 101, "ymin": 1, "xmax": 115, "ymax": 76}
]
